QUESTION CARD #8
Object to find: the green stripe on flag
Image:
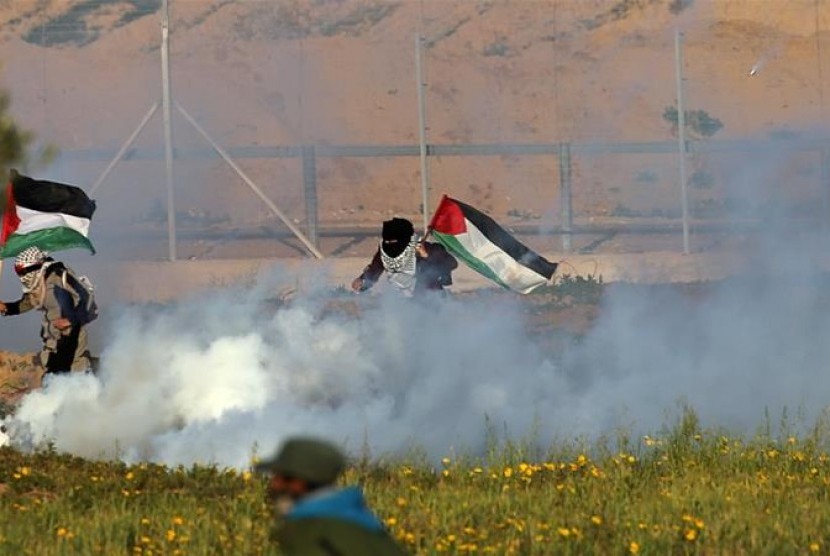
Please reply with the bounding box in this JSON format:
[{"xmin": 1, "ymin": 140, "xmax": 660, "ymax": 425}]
[
  {"xmin": 431, "ymin": 231, "xmax": 511, "ymax": 290},
  {"xmin": 0, "ymin": 227, "xmax": 95, "ymax": 258}
]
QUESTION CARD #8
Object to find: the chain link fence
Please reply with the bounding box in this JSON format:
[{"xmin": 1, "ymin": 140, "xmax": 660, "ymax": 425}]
[{"xmin": 1, "ymin": 0, "xmax": 828, "ymax": 259}]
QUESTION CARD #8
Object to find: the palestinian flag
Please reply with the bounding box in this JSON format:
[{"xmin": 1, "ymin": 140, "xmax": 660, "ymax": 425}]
[
  {"xmin": 0, "ymin": 169, "xmax": 96, "ymax": 258},
  {"xmin": 429, "ymin": 195, "xmax": 557, "ymax": 294}
]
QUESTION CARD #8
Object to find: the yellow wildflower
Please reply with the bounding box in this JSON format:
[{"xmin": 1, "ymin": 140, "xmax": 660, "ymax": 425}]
[{"xmin": 629, "ymin": 541, "xmax": 640, "ymax": 554}]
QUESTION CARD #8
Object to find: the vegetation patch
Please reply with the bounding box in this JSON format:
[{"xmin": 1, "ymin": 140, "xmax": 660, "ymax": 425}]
[
  {"xmin": 23, "ymin": 0, "xmax": 161, "ymax": 47},
  {"xmin": 2, "ymin": 407, "xmax": 830, "ymax": 554}
]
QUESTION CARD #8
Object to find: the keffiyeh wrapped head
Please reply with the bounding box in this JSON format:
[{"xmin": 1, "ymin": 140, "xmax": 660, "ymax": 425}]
[{"xmin": 14, "ymin": 246, "xmax": 50, "ymax": 292}]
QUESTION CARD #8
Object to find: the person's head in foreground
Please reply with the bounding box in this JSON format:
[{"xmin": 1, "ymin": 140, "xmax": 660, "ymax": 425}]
[
  {"xmin": 255, "ymin": 436, "xmax": 346, "ymax": 516},
  {"xmin": 255, "ymin": 436, "xmax": 409, "ymax": 555}
]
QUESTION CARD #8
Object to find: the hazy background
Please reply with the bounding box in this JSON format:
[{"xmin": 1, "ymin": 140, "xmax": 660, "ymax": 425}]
[
  {"xmin": 1, "ymin": 1, "xmax": 830, "ymax": 466},
  {"xmin": 0, "ymin": 0, "xmax": 828, "ymax": 260}
]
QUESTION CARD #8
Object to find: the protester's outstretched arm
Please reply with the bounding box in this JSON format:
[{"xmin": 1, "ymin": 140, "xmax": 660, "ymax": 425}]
[
  {"xmin": 0, "ymin": 293, "xmax": 35, "ymax": 316},
  {"xmin": 352, "ymin": 249, "xmax": 384, "ymax": 292}
]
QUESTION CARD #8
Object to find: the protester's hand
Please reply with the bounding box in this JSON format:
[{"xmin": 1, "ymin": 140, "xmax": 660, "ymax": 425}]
[
  {"xmin": 52, "ymin": 318, "xmax": 72, "ymax": 330},
  {"xmin": 351, "ymin": 277, "xmax": 364, "ymax": 292},
  {"xmin": 0, "ymin": 302, "xmax": 6, "ymax": 316},
  {"xmin": 416, "ymin": 243, "xmax": 428, "ymax": 258}
]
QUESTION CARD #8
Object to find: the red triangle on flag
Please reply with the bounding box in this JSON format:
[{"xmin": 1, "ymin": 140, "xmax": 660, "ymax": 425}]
[{"xmin": 1, "ymin": 181, "xmax": 20, "ymax": 245}]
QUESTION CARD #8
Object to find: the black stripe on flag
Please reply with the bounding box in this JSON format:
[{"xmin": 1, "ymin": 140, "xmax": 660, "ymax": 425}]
[
  {"xmin": 454, "ymin": 198, "xmax": 558, "ymax": 279},
  {"xmin": 11, "ymin": 170, "xmax": 96, "ymax": 219}
]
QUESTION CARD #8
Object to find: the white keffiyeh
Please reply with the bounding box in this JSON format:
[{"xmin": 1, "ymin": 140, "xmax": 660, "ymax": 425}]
[
  {"xmin": 380, "ymin": 239, "xmax": 418, "ymax": 294},
  {"xmin": 15, "ymin": 246, "xmax": 51, "ymax": 294}
]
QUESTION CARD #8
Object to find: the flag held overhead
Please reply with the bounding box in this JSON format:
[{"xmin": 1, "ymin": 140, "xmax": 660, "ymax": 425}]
[
  {"xmin": 0, "ymin": 169, "xmax": 96, "ymax": 259},
  {"xmin": 429, "ymin": 194, "xmax": 557, "ymax": 294}
]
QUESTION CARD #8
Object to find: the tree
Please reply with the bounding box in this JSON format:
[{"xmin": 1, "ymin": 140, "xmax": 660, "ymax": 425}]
[
  {"xmin": 662, "ymin": 106, "xmax": 723, "ymax": 139},
  {"xmin": 0, "ymin": 88, "xmax": 33, "ymax": 176}
]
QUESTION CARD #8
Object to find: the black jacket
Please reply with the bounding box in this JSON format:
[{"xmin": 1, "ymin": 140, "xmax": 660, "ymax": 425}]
[{"xmin": 357, "ymin": 242, "xmax": 458, "ymax": 294}]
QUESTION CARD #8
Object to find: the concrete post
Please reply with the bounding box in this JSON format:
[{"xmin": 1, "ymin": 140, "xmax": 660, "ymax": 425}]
[
  {"xmin": 559, "ymin": 142, "xmax": 573, "ymax": 252},
  {"xmin": 302, "ymin": 145, "xmax": 318, "ymax": 248}
]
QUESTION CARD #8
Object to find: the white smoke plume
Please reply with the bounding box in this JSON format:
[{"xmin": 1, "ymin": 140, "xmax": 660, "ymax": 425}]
[
  {"xmin": 6, "ymin": 187, "xmax": 830, "ymax": 468},
  {"xmin": 6, "ymin": 280, "xmax": 562, "ymax": 467}
]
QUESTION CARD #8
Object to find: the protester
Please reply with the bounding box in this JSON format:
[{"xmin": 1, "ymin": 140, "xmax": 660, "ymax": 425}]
[
  {"xmin": 0, "ymin": 246, "xmax": 97, "ymax": 377},
  {"xmin": 255, "ymin": 436, "xmax": 408, "ymax": 556},
  {"xmin": 351, "ymin": 217, "xmax": 457, "ymax": 297}
]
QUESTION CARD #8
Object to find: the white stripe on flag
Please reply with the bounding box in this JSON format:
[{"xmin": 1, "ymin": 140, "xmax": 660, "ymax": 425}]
[
  {"xmin": 460, "ymin": 220, "xmax": 550, "ymax": 294},
  {"xmin": 16, "ymin": 206, "xmax": 91, "ymax": 237}
]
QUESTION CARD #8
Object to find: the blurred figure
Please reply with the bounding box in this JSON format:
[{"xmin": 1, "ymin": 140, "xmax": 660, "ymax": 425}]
[
  {"xmin": 256, "ymin": 436, "xmax": 408, "ymax": 556},
  {"xmin": 0, "ymin": 246, "xmax": 97, "ymax": 378},
  {"xmin": 351, "ymin": 217, "xmax": 457, "ymax": 297}
]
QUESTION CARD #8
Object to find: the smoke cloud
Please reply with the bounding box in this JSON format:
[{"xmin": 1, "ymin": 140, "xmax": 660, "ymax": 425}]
[
  {"xmin": 7, "ymin": 213, "xmax": 830, "ymax": 470},
  {"xmin": 6, "ymin": 279, "xmax": 562, "ymax": 467}
]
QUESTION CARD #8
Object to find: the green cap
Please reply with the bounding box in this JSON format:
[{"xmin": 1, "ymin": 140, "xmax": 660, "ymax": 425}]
[{"xmin": 255, "ymin": 436, "xmax": 346, "ymax": 485}]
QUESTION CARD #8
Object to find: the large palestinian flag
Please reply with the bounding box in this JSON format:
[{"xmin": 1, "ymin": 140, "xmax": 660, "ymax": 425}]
[
  {"xmin": 428, "ymin": 195, "xmax": 557, "ymax": 294},
  {"xmin": 0, "ymin": 169, "xmax": 96, "ymax": 258}
]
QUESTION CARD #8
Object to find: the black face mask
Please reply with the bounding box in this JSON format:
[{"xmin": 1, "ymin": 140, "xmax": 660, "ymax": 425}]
[
  {"xmin": 381, "ymin": 218, "xmax": 414, "ymax": 257},
  {"xmin": 381, "ymin": 239, "xmax": 408, "ymax": 258}
]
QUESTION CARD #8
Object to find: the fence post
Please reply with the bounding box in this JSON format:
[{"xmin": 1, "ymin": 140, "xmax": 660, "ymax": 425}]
[
  {"xmin": 822, "ymin": 147, "xmax": 830, "ymax": 232},
  {"xmin": 302, "ymin": 145, "xmax": 318, "ymax": 248},
  {"xmin": 559, "ymin": 142, "xmax": 572, "ymax": 252},
  {"xmin": 161, "ymin": 0, "xmax": 177, "ymax": 261},
  {"xmin": 675, "ymin": 30, "xmax": 690, "ymax": 254}
]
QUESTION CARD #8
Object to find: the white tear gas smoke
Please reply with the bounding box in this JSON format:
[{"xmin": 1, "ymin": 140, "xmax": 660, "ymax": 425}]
[
  {"xmin": 6, "ymin": 224, "xmax": 830, "ymax": 468},
  {"xmin": 6, "ymin": 283, "xmax": 561, "ymax": 466}
]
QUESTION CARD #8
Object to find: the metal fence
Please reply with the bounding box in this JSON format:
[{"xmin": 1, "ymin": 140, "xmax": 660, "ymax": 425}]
[{"xmin": 2, "ymin": 0, "xmax": 829, "ymax": 260}]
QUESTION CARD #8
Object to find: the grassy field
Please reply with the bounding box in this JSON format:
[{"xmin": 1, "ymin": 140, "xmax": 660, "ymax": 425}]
[{"xmin": 1, "ymin": 408, "xmax": 830, "ymax": 555}]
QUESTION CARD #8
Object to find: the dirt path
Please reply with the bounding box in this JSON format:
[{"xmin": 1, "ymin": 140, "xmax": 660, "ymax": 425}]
[{"xmin": 0, "ymin": 352, "xmax": 42, "ymax": 415}]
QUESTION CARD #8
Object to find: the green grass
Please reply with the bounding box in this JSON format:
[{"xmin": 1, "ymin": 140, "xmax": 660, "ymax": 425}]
[{"xmin": 3, "ymin": 410, "xmax": 830, "ymax": 554}]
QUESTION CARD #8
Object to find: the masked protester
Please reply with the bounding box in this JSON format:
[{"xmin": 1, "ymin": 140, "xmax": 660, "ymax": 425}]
[
  {"xmin": 255, "ymin": 436, "xmax": 408, "ymax": 556},
  {"xmin": 351, "ymin": 217, "xmax": 458, "ymax": 297},
  {"xmin": 0, "ymin": 246, "xmax": 97, "ymax": 377}
]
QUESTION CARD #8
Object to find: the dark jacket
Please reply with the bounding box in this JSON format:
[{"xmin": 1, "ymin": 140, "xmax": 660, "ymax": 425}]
[
  {"xmin": 274, "ymin": 486, "xmax": 408, "ymax": 556},
  {"xmin": 357, "ymin": 242, "xmax": 458, "ymax": 294}
]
